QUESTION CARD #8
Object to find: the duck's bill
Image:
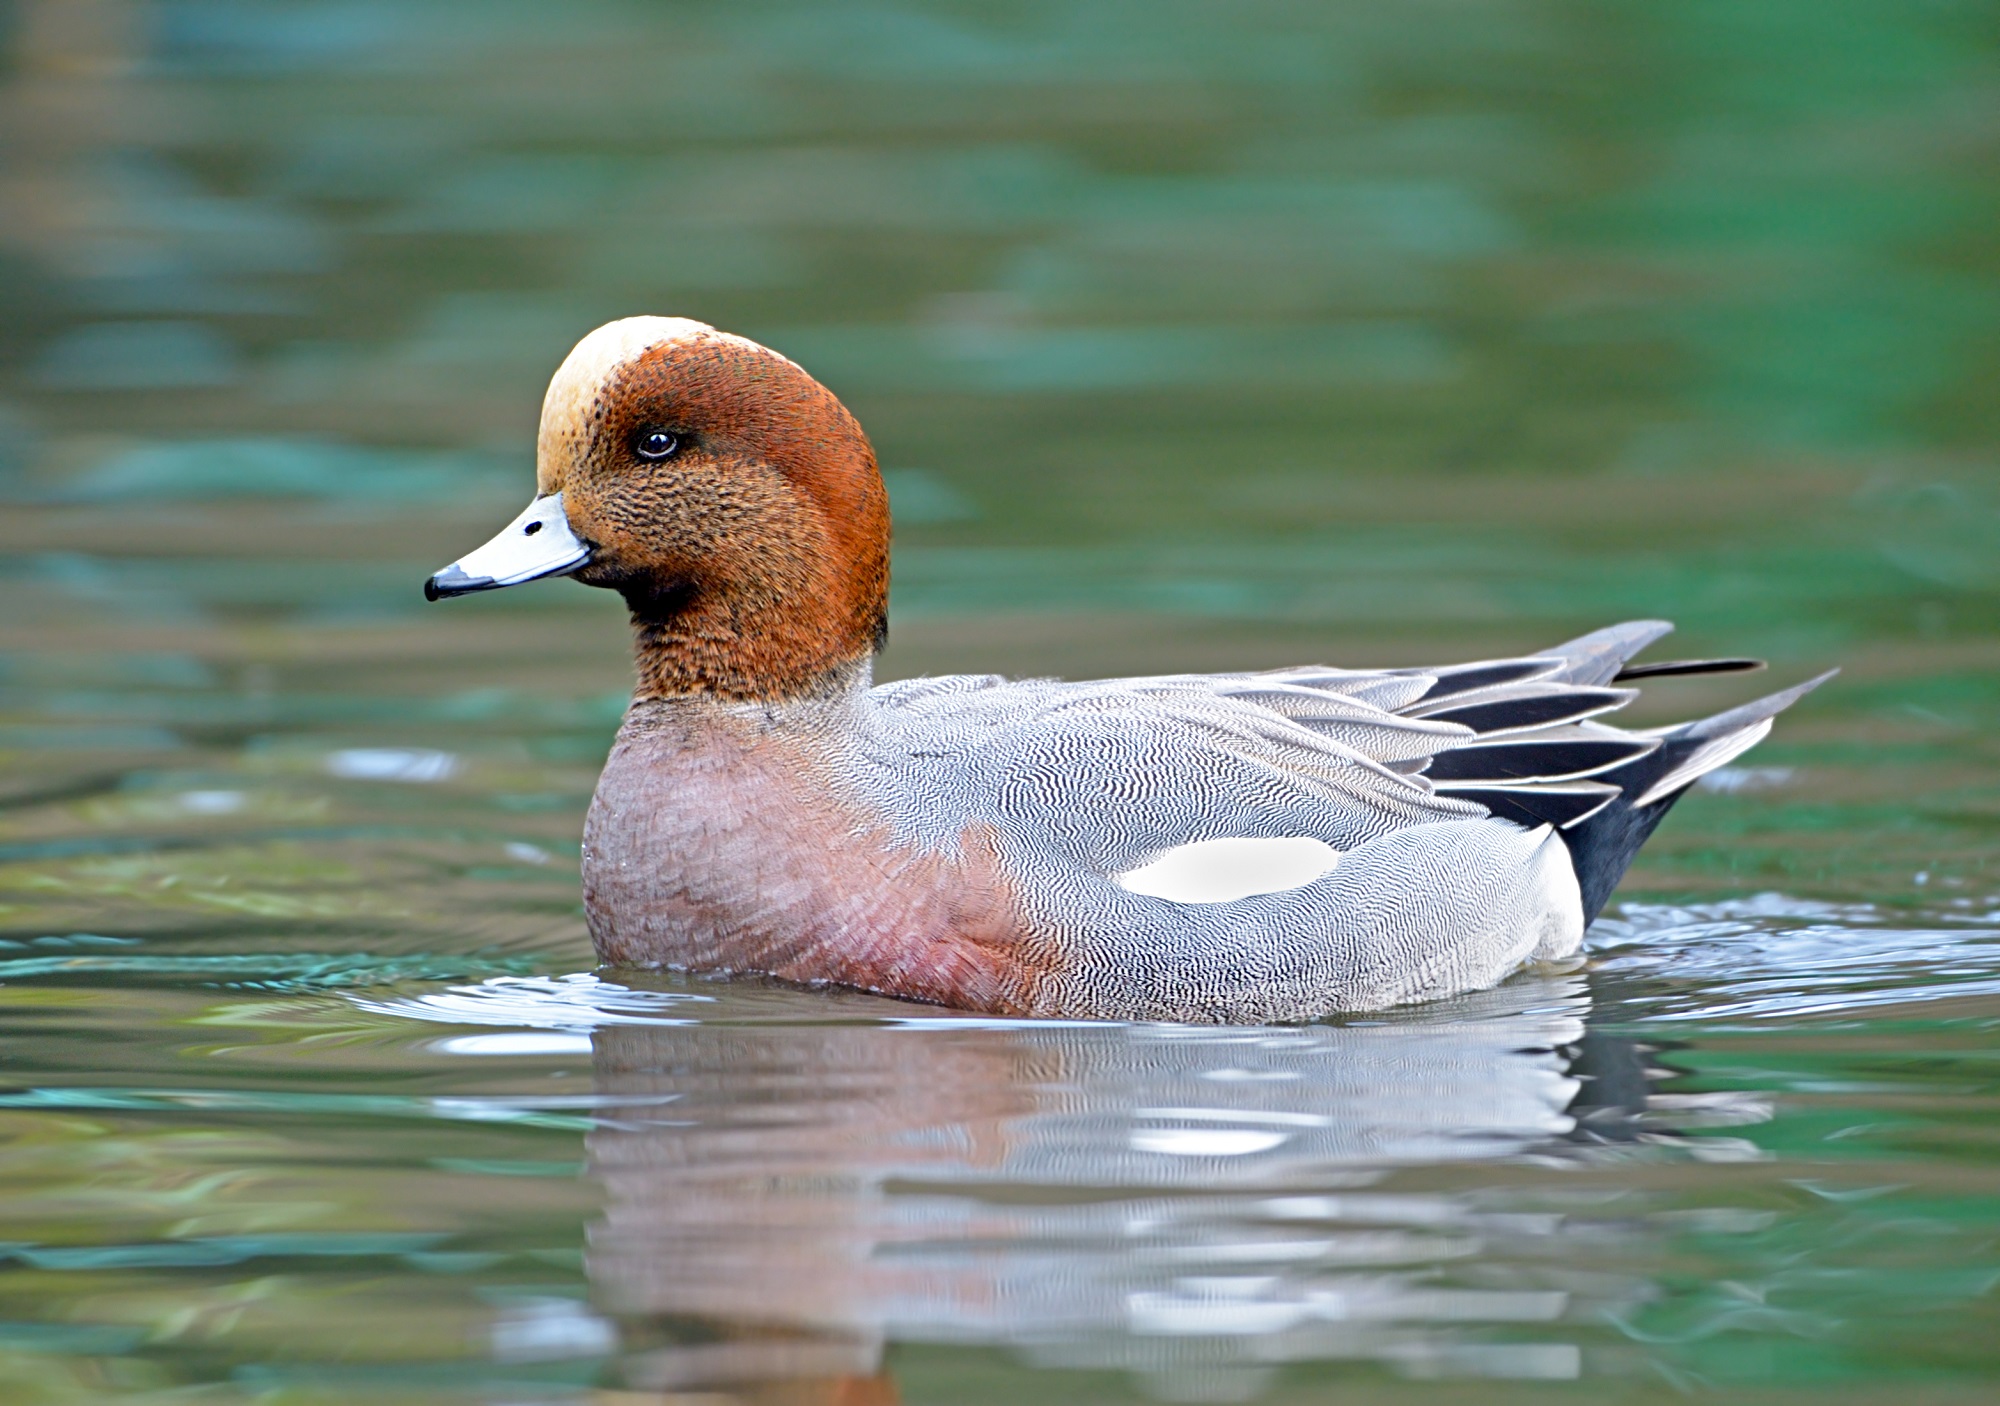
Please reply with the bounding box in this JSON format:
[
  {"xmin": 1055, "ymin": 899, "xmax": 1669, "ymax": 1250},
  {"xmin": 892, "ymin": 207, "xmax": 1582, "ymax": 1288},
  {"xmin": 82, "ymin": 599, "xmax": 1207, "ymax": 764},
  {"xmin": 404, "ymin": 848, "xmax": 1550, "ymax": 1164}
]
[{"xmin": 424, "ymin": 493, "xmax": 590, "ymax": 600}]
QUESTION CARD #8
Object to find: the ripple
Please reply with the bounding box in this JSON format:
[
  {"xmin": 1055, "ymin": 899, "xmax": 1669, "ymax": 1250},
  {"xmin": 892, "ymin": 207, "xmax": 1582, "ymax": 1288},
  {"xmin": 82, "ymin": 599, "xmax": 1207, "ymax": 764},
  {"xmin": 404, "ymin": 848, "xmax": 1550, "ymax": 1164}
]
[
  {"xmin": 1, "ymin": 1234, "xmax": 446, "ymax": 1271},
  {"xmin": 0, "ymin": 1085, "xmax": 680, "ymax": 1129},
  {"xmin": 1590, "ymin": 893, "xmax": 2000, "ymax": 1021},
  {"xmin": 0, "ymin": 948, "xmax": 539, "ymax": 991},
  {"xmin": 352, "ymin": 971, "xmax": 714, "ymax": 1030}
]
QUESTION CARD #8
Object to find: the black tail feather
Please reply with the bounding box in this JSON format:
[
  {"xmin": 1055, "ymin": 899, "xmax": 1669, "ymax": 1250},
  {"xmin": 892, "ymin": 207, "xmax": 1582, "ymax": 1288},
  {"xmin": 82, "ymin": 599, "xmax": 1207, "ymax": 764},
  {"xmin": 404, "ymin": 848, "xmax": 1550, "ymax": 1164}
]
[
  {"xmin": 1559, "ymin": 774, "xmax": 1695, "ymax": 924},
  {"xmin": 1434, "ymin": 781, "xmax": 1619, "ymax": 831},
  {"xmin": 1555, "ymin": 669, "xmax": 1838, "ymax": 922},
  {"xmin": 1397, "ymin": 622, "xmax": 1834, "ymax": 924},
  {"xmin": 1425, "ymin": 734, "xmax": 1658, "ymax": 784},
  {"xmin": 1407, "ymin": 657, "xmax": 1564, "ymax": 705},
  {"xmin": 1613, "ymin": 657, "xmax": 1766, "ymax": 681},
  {"xmin": 1414, "ymin": 686, "xmax": 1634, "ymax": 734}
]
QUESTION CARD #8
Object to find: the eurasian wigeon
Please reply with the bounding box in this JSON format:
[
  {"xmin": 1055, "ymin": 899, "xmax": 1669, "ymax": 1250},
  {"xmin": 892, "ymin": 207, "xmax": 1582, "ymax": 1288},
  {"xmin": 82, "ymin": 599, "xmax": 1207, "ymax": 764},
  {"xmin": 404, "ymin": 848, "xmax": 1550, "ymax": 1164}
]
[{"xmin": 426, "ymin": 316, "xmax": 1831, "ymax": 1023}]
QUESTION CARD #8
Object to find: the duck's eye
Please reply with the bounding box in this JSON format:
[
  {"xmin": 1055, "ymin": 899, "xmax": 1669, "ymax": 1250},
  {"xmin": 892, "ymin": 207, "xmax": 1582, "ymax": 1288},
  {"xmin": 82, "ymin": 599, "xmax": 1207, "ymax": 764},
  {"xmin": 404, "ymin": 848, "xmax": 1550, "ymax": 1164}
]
[{"xmin": 633, "ymin": 429, "xmax": 681, "ymax": 461}]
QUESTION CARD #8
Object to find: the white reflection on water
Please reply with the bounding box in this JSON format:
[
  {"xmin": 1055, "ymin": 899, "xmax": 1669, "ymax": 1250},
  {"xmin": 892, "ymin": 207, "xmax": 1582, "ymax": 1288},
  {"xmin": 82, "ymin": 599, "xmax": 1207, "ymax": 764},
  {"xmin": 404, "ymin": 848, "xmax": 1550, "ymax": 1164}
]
[
  {"xmin": 608, "ymin": 978, "xmax": 1608, "ymax": 1398},
  {"xmin": 368, "ymin": 969, "xmax": 1619, "ymax": 1396},
  {"xmin": 359, "ymin": 971, "xmax": 713, "ymax": 1028},
  {"xmin": 351, "ymin": 893, "xmax": 2000, "ymax": 1399},
  {"xmin": 347, "ymin": 890, "xmax": 2000, "ymax": 1398},
  {"xmin": 324, "ymin": 747, "xmax": 458, "ymax": 782},
  {"xmin": 489, "ymin": 1296, "xmax": 619, "ymax": 1364},
  {"xmin": 433, "ymin": 1031, "xmax": 595, "ymax": 1057}
]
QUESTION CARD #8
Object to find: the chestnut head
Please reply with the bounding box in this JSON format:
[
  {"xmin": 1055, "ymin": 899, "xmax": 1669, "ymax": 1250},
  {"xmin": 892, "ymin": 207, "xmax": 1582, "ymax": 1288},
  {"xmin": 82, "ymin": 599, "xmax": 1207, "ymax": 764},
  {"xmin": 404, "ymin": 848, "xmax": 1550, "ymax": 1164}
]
[{"xmin": 428, "ymin": 317, "xmax": 891, "ymax": 702}]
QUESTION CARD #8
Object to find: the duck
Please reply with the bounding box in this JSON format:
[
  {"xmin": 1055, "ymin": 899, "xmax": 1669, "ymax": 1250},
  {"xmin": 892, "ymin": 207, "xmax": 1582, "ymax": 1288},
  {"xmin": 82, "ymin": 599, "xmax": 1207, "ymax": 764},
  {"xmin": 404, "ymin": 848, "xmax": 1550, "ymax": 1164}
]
[{"xmin": 425, "ymin": 316, "xmax": 1832, "ymax": 1023}]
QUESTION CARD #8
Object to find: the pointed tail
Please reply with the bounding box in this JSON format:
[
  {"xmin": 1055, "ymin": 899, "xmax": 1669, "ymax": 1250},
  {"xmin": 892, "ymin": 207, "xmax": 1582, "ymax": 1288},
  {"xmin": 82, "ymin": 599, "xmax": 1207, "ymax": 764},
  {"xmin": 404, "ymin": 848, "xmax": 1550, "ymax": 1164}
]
[{"xmin": 1560, "ymin": 669, "xmax": 1837, "ymax": 922}]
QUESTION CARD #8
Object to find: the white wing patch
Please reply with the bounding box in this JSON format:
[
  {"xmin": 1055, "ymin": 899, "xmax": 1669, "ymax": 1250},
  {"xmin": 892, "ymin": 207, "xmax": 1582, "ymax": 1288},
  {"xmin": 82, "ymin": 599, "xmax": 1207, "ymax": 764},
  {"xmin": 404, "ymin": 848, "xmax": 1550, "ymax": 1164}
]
[{"xmin": 1115, "ymin": 837, "xmax": 1342, "ymax": 905}]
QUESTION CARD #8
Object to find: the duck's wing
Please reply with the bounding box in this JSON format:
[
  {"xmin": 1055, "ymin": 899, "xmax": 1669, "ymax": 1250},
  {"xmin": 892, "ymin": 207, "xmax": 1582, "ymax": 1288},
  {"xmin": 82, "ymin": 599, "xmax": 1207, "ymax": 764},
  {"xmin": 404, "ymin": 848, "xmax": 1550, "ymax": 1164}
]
[
  {"xmin": 866, "ymin": 619, "xmax": 1675, "ymax": 857},
  {"xmin": 1214, "ymin": 618, "xmax": 1833, "ymax": 921},
  {"xmin": 873, "ymin": 619, "xmax": 1829, "ymax": 917},
  {"xmin": 871, "ymin": 667, "xmax": 1482, "ymax": 858}
]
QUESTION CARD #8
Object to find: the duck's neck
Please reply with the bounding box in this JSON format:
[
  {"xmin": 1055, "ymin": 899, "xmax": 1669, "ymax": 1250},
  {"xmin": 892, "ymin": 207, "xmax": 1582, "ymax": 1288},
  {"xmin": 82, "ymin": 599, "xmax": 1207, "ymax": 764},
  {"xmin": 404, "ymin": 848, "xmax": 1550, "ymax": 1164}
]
[
  {"xmin": 628, "ymin": 656, "xmax": 876, "ymax": 732},
  {"xmin": 624, "ymin": 581, "xmax": 882, "ymax": 705}
]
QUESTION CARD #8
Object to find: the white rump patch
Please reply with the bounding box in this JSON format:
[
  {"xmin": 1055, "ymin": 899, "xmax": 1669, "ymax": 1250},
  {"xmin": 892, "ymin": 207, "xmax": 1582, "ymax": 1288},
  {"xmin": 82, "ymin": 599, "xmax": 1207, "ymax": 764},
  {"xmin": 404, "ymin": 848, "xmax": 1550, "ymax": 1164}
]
[{"xmin": 1115, "ymin": 836, "xmax": 1341, "ymax": 905}]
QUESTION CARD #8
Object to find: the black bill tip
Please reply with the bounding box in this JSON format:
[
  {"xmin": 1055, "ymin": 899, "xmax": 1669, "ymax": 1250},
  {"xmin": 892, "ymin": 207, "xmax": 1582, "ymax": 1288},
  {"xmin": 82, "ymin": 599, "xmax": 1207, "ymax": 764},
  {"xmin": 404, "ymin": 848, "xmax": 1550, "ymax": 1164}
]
[{"xmin": 424, "ymin": 565, "xmax": 495, "ymax": 601}]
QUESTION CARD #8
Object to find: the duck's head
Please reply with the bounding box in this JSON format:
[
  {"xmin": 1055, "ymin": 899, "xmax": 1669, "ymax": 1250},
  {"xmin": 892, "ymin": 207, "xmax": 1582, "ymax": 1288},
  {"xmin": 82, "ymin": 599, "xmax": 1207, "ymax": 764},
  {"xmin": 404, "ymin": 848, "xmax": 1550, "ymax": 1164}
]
[{"xmin": 426, "ymin": 317, "xmax": 890, "ymax": 702}]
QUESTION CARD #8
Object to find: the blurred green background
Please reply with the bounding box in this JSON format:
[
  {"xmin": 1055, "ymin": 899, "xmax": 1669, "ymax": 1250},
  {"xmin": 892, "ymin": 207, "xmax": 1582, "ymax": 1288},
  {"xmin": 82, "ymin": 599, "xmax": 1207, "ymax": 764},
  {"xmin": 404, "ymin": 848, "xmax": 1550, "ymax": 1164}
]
[{"xmin": 1, "ymin": 4, "xmax": 1998, "ymax": 1403}]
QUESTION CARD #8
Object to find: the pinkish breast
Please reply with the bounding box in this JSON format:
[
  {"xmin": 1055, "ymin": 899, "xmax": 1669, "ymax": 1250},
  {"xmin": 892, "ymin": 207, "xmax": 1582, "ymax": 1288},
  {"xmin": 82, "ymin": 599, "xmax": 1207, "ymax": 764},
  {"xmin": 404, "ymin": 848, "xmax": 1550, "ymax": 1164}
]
[{"xmin": 580, "ymin": 703, "xmax": 1058, "ymax": 1014}]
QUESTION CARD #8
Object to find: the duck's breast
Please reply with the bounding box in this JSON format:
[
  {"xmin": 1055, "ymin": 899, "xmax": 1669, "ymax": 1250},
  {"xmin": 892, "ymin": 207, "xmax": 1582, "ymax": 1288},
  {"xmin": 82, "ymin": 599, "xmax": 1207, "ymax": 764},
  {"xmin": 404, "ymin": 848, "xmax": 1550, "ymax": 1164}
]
[{"xmin": 581, "ymin": 707, "xmax": 1058, "ymax": 1013}]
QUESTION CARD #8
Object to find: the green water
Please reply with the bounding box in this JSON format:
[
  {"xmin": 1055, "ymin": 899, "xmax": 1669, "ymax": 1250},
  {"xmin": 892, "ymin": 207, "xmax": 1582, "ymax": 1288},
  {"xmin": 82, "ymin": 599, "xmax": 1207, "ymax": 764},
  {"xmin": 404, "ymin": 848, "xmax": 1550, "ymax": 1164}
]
[{"xmin": 2, "ymin": 1, "xmax": 1997, "ymax": 1401}]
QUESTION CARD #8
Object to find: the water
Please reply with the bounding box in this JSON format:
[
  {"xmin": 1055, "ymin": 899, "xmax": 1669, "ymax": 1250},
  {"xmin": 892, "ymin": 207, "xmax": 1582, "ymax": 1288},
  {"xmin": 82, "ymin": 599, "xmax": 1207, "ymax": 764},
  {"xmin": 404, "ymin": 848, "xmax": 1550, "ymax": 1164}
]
[{"xmin": 2, "ymin": 1, "xmax": 1997, "ymax": 1400}]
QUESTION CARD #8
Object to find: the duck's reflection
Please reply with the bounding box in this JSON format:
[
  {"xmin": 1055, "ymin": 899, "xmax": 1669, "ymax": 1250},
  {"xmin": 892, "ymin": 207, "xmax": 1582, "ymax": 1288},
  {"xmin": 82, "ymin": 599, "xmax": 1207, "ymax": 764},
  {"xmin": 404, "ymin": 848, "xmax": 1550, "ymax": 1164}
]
[{"xmin": 585, "ymin": 974, "xmax": 1659, "ymax": 1401}]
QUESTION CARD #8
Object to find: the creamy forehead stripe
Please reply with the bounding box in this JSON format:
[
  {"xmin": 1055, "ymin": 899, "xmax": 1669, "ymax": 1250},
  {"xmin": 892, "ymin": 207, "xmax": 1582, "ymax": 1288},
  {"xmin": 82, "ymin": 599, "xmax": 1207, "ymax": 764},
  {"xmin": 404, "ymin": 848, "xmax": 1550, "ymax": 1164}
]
[
  {"xmin": 541, "ymin": 316, "xmax": 711, "ymax": 431},
  {"xmin": 537, "ymin": 316, "xmax": 809, "ymax": 488}
]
